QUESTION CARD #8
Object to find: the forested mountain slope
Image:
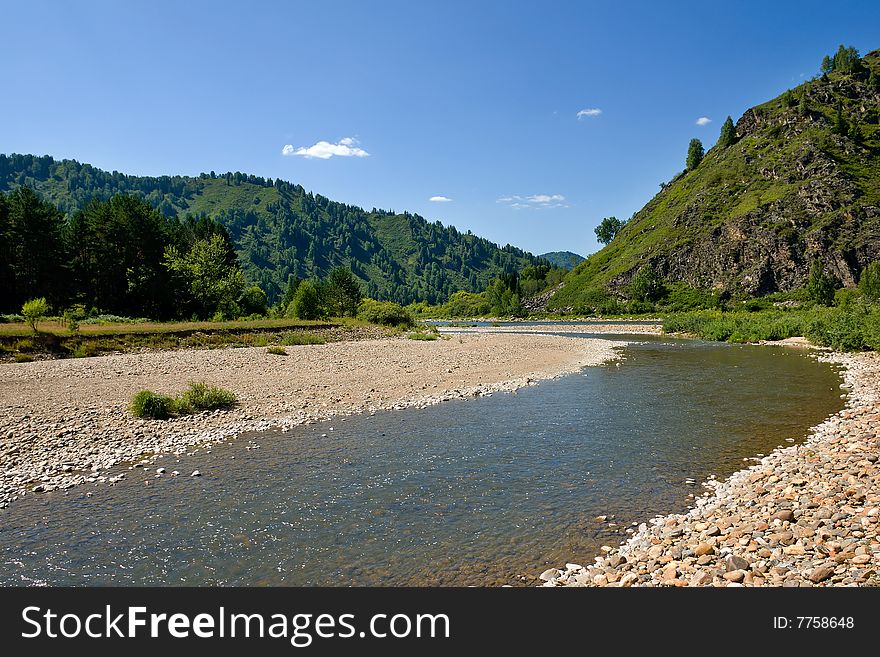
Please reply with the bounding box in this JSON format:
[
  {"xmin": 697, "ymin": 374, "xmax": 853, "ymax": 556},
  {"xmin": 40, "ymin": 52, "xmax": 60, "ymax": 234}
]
[{"xmin": 0, "ymin": 154, "xmax": 539, "ymax": 304}]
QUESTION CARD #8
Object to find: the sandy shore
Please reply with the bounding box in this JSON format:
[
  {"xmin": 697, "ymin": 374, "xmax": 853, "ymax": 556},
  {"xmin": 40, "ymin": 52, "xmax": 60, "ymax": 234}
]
[
  {"xmin": 543, "ymin": 349, "xmax": 880, "ymax": 587},
  {"xmin": 0, "ymin": 332, "xmax": 622, "ymax": 508}
]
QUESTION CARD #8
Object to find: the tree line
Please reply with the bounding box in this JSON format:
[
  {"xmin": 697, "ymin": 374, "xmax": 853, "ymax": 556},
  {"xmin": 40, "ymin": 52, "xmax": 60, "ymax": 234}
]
[{"xmin": 0, "ymin": 187, "xmax": 260, "ymax": 319}]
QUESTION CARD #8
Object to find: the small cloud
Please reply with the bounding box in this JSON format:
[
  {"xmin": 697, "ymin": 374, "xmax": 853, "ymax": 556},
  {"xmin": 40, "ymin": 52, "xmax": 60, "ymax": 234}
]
[
  {"xmin": 429, "ymin": 195, "xmax": 452, "ymax": 202},
  {"xmin": 281, "ymin": 137, "xmax": 369, "ymax": 159},
  {"xmin": 526, "ymin": 194, "xmax": 564, "ymax": 204},
  {"xmin": 695, "ymin": 116, "xmax": 712, "ymax": 126},
  {"xmin": 576, "ymin": 108, "xmax": 602, "ymax": 119},
  {"xmin": 498, "ymin": 193, "xmax": 567, "ymax": 209}
]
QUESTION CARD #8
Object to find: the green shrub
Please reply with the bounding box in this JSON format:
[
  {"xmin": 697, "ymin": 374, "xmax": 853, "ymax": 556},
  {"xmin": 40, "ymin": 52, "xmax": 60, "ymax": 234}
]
[
  {"xmin": 439, "ymin": 291, "xmax": 492, "ymax": 318},
  {"xmin": 807, "ymin": 259, "xmax": 835, "ymax": 306},
  {"xmin": 280, "ymin": 331, "xmax": 326, "ymax": 346},
  {"xmin": 130, "ymin": 382, "xmax": 237, "ymax": 419},
  {"xmin": 661, "ymin": 285, "xmax": 721, "ymax": 312},
  {"xmin": 13, "ymin": 353, "xmax": 34, "ymax": 363},
  {"xmin": 630, "ymin": 264, "xmax": 664, "ymax": 302},
  {"xmin": 860, "ymin": 262, "xmax": 880, "ymax": 300},
  {"xmin": 14, "ymin": 339, "xmax": 36, "ymax": 353},
  {"xmin": 177, "ymin": 382, "xmax": 237, "ymax": 414},
  {"xmin": 71, "ymin": 342, "xmax": 99, "ymax": 358},
  {"xmin": 267, "ymin": 346, "xmax": 287, "ymax": 356},
  {"xmin": 21, "ymin": 297, "xmax": 50, "ymax": 333},
  {"xmin": 130, "ymin": 390, "xmax": 177, "ymax": 419},
  {"xmin": 663, "ymin": 310, "xmax": 805, "ymax": 343},
  {"xmin": 238, "ymin": 285, "xmax": 268, "ymax": 316},
  {"xmin": 357, "ymin": 299, "xmax": 415, "ymax": 327},
  {"xmin": 834, "ymin": 287, "xmax": 862, "ymax": 309}
]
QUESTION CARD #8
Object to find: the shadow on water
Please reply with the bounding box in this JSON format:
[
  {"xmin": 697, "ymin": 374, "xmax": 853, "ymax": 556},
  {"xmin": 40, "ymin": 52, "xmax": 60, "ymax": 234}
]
[{"xmin": 0, "ymin": 335, "xmax": 844, "ymax": 586}]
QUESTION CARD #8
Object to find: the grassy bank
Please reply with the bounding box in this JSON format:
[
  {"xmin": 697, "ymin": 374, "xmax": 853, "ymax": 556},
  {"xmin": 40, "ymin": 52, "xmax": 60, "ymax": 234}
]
[
  {"xmin": 0, "ymin": 317, "xmax": 365, "ymax": 361},
  {"xmin": 663, "ymin": 303, "xmax": 880, "ymax": 351}
]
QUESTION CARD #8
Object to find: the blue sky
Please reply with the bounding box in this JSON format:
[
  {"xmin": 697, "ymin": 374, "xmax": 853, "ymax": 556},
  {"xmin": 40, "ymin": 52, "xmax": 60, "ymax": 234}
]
[{"xmin": 3, "ymin": 1, "xmax": 880, "ymax": 256}]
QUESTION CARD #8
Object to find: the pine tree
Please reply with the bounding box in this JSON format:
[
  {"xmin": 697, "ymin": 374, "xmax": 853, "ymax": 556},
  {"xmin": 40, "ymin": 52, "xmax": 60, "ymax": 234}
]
[
  {"xmin": 718, "ymin": 116, "xmax": 736, "ymax": 147},
  {"xmin": 821, "ymin": 55, "xmax": 833, "ymax": 75},
  {"xmin": 834, "ymin": 104, "xmax": 849, "ymax": 136},
  {"xmin": 686, "ymin": 138, "xmax": 704, "ymax": 171},
  {"xmin": 798, "ymin": 91, "xmax": 809, "ymax": 116},
  {"xmin": 781, "ymin": 89, "xmax": 794, "ymax": 107},
  {"xmin": 869, "ymin": 70, "xmax": 880, "ymax": 92}
]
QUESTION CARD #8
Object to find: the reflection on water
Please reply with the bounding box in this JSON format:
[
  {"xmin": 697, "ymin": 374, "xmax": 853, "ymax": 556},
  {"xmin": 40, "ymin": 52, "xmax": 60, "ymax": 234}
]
[{"xmin": 0, "ymin": 336, "xmax": 843, "ymax": 586}]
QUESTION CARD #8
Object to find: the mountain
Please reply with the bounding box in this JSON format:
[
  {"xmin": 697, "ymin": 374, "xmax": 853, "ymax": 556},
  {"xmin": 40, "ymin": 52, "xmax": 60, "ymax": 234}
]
[
  {"xmin": 0, "ymin": 155, "xmax": 541, "ymax": 305},
  {"xmin": 550, "ymin": 47, "xmax": 880, "ymax": 312},
  {"xmin": 538, "ymin": 251, "xmax": 585, "ymax": 270}
]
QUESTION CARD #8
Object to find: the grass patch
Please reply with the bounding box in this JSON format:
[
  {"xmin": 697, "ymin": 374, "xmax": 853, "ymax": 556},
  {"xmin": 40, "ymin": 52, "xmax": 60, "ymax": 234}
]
[
  {"xmin": 130, "ymin": 382, "xmax": 238, "ymax": 419},
  {"xmin": 280, "ymin": 331, "xmax": 326, "ymax": 346},
  {"xmin": 130, "ymin": 390, "xmax": 177, "ymax": 420},
  {"xmin": 266, "ymin": 346, "xmax": 287, "ymax": 356},
  {"xmin": 71, "ymin": 342, "xmax": 100, "ymax": 358},
  {"xmin": 0, "ymin": 317, "xmax": 331, "ymax": 338},
  {"xmin": 13, "ymin": 353, "xmax": 34, "ymax": 363}
]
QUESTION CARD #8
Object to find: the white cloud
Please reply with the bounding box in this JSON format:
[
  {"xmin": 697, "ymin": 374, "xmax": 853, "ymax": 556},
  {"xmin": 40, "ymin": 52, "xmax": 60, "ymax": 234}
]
[
  {"xmin": 695, "ymin": 116, "xmax": 712, "ymax": 126},
  {"xmin": 576, "ymin": 108, "xmax": 602, "ymax": 119},
  {"xmin": 281, "ymin": 137, "xmax": 369, "ymax": 159},
  {"xmin": 527, "ymin": 194, "xmax": 564, "ymax": 204},
  {"xmin": 497, "ymin": 193, "xmax": 567, "ymax": 209},
  {"xmin": 429, "ymin": 195, "xmax": 452, "ymax": 202}
]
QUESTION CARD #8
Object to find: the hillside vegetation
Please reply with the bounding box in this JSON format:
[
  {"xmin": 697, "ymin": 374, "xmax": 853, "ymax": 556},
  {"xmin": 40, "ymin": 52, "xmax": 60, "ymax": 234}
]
[
  {"xmin": 0, "ymin": 155, "xmax": 540, "ymax": 305},
  {"xmin": 551, "ymin": 46, "xmax": 880, "ymax": 312}
]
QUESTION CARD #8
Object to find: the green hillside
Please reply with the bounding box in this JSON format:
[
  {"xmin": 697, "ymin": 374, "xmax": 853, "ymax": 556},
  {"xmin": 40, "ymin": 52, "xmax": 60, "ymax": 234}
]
[
  {"xmin": 0, "ymin": 155, "xmax": 540, "ymax": 304},
  {"xmin": 538, "ymin": 251, "xmax": 585, "ymax": 270},
  {"xmin": 551, "ymin": 46, "xmax": 880, "ymax": 312}
]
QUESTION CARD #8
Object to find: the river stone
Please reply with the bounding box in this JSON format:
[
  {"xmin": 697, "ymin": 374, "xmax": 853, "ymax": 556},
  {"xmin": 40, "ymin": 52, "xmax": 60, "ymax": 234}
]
[
  {"xmin": 722, "ymin": 570, "xmax": 746, "ymax": 583},
  {"xmin": 726, "ymin": 555, "xmax": 751, "ymax": 572},
  {"xmin": 661, "ymin": 563, "xmax": 679, "ymax": 582},
  {"xmin": 772, "ymin": 509, "xmax": 795, "ymax": 523},
  {"xmin": 690, "ymin": 571, "xmax": 712, "ymax": 586},
  {"xmin": 694, "ymin": 543, "xmax": 714, "ymax": 556},
  {"xmin": 808, "ymin": 565, "xmax": 835, "ymax": 583},
  {"xmin": 619, "ymin": 573, "xmax": 638, "ymax": 587},
  {"xmin": 539, "ymin": 568, "xmax": 559, "ymax": 582}
]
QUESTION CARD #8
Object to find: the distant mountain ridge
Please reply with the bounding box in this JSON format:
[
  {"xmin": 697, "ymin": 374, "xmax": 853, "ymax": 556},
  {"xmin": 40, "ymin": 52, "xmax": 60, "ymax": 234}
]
[
  {"xmin": 0, "ymin": 154, "xmax": 541, "ymax": 304},
  {"xmin": 550, "ymin": 47, "xmax": 880, "ymax": 311},
  {"xmin": 538, "ymin": 251, "xmax": 585, "ymax": 270}
]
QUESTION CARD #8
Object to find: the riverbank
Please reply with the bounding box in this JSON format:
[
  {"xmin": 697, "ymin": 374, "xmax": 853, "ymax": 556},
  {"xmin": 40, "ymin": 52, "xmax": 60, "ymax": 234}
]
[
  {"xmin": 0, "ymin": 332, "xmax": 622, "ymax": 509},
  {"xmin": 543, "ymin": 349, "xmax": 880, "ymax": 587},
  {"xmin": 438, "ymin": 322, "xmax": 662, "ymax": 336}
]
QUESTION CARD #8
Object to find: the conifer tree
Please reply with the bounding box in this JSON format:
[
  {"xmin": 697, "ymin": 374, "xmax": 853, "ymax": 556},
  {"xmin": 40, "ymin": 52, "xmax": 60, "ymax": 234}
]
[
  {"xmin": 798, "ymin": 91, "xmax": 809, "ymax": 116},
  {"xmin": 821, "ymin": 55, "xmax": 833, "ymax": 75},
  {"xmin": 686, "ymin": 138, "xmax": 704, "ymax": 171},
  {"xmin": 834, "ymin": 104, "xmax": 848, "ymax": 136},
  {"xmin": 718, "ymin": 116, "xmax": 736, "ymax": 147}
]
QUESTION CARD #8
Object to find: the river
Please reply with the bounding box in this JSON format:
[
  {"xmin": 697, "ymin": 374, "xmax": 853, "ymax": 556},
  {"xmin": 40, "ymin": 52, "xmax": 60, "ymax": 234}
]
[{"xmin": 0, "ymin": 331, "xmax": 843, "ymax": 586}]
